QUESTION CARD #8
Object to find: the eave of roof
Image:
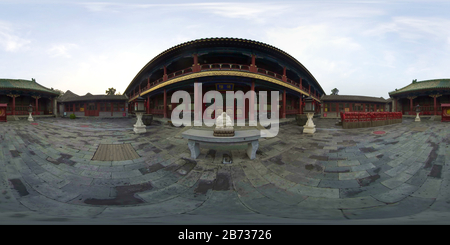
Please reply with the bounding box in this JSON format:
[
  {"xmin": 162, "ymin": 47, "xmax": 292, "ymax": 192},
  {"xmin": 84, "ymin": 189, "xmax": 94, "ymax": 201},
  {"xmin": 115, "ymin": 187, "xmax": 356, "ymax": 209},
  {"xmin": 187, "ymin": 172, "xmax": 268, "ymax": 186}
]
[
  {"xmin": 0, "ymin": 78, "xmax": 59, "ymax": 95},
  {"xmin": 58, "ymin": 94, "xmax": 128, "ymax": 103},
  {"xmin": 389, "ymin": 79, "xmax": 450, "ymax": 96},
  {"xmin": 321, "ymin": 95, "xmax": 387, "ymax": 103},
  {"xmin": 125, "ymin": 37, "xmax": 324, "ymax": 94}
]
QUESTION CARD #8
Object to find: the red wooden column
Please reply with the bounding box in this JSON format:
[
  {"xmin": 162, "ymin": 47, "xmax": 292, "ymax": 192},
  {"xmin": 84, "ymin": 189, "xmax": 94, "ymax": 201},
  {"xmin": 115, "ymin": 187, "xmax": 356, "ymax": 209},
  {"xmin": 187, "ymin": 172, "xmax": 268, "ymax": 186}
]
[
  {"xmin": 336, "ymin": 102, "xmax": 339, "ymax": 117},
  {"xmin": 8, "ymin": 94, "xmax": 19, "ymax": 115},
  {"xmin": 250, "ymin": 54, "xmax": 257, "ymax": 72},
  {"xmin": 299, "ymin": 97, "xmax": 302, "ymax": 114},
  {"xmin": 163, "ymin": 89, "xmax": 167, "ymax": 118},
  {"xmin": 163, "ymin": 66, "xmax": 168, "ymax": 81},
  {"xmin": 282, "ymin": 67, "xmax": 287, "ymax": 82},
  {"xmin": 430, "ymin": 94, "xmax": 441, "ymax": 115},
  {"xmin": 51, "ymin": 98, "xmax": 54, "ymax": 115},
  {"xmin": 194, "ymin": 83, "xmax": 199, "ymax": 121},
  {"xmin": 13, "ymin": 95, "xmax": 16, "ymax": 115},
  {"xmin": 299, "ymin": 78, "xmax": 303, "ymax": 90},
  {"xmin": 250, "ymin": 80, "xmax": 255, "ymax": 122},
  {"xmin": 32, "ymin": 96, "xmax": 40, "ymax": 114},
  {"xmin": 147, "ymin": 95, "xmax": 150, "ymax": 114},
  {"xmin": 193, "ymin": 54, "xmax": 200, "ymax": 72},
  {"xmin": 282, "ymin": 90, "xmax": 286, "ymax": 119},
  {"xmin": 309, "ymin": 85, "xmax": 311, "ymax": 95},
  {"xmin": 410, "ymin": 98, "xmax": 413, "ymax": 112},
  {"xmin": 407, "ymin": 96, "xmax": 417, "ymax": 113},
  {"xmin": 434, "ymin": 95, "xmax": 437, "ymax": 115}
]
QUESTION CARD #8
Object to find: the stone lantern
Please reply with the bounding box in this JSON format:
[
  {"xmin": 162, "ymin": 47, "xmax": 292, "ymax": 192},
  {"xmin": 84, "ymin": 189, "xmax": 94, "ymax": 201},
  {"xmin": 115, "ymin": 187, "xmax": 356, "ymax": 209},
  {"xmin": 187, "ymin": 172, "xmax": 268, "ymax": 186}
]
[
  {"xmin": 303, "ymin": 96, "xmax": 316, "ymax": 134},
  {"xmin": 415, "ymin": 104, "xmax": 421, "ymax": 122},
  {"xmin": 133, "ymin": 96, "xmax": 146, "ymax": 133},
  {"xmin": 28, "ymin": 104, "xmax": 34, "ymax": 122}
]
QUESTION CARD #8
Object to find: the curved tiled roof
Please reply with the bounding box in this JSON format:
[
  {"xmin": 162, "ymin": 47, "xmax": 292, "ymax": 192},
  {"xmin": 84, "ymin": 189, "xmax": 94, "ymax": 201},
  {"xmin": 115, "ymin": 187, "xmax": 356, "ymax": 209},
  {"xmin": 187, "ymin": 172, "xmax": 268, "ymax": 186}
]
[
  {"xmin": 321, "ymin": 94, "xmax": 387, "ymax": 103},
  {"xmin": 389, "ymin": 79, "xmax": 450, "ymax": 96},
  {"xmin": 126, "ymin": 37, "xmax": 323, "ymax": 94},
  {"xmin": 57, "ymin": 90, "xmax": 128, "ymax": 102},
  {"xmin": 0, "ymin": 78, "xmax": 59, "ymax": 95}
]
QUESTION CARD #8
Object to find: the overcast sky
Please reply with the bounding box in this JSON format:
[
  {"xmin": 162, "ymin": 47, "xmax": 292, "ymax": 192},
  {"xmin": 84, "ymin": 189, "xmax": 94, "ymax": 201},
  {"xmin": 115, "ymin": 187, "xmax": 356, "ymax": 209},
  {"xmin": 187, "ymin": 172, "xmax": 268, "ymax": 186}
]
[{"xmin": 1, "ymin": 0, "xmax": 449, "ymax": 98}]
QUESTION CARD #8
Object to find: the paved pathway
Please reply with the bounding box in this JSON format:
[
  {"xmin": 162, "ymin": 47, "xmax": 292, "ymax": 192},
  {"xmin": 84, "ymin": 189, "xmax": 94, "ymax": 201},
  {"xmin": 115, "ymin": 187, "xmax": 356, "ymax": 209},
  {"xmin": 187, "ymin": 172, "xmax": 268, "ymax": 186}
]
[{"xmin": 0, "ymin": 116, "xmax": 449, "ymax": 224}]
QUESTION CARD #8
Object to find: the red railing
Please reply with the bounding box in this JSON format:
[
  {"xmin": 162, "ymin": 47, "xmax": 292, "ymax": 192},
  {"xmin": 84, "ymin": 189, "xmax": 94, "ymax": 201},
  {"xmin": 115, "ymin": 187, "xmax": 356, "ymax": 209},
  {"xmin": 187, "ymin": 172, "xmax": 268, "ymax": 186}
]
[
  {"xmin": 133, "ymin": 63, "xmax": 320, "ymax": 100},
  {"xmin": 200, "ymin": 63, "xmax": 250, "ymax": 71},
  {"xmin": 341, "ymin": 112, "xmax": 402, "ymax": 129}
]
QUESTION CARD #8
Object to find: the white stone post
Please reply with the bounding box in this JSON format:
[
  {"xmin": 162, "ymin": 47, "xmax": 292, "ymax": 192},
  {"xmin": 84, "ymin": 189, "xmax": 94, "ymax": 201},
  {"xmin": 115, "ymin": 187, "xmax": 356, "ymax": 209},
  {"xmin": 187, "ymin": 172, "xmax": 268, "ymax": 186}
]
[
  {"xmin": 415, "ymin": 112, "xmax": 421, "ymax": 122},
  {"xmin": 133, "ymin": 112, "xmax": 146, "ymax": 133},
  {"xmin": 303, "ymin": 112, "xmax": 316, "ymax": 134},
  {"xmin": 28, "ymin": 112, "xmax": 34, "ymax": 122}
]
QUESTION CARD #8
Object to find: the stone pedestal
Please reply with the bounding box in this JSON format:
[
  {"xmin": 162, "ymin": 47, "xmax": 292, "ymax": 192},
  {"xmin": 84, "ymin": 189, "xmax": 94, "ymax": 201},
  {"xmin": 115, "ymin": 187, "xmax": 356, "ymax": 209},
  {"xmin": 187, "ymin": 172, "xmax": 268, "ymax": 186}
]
[
  {"xmin": 415, "ymin": 113, "xmax": 421, "ymax": 122},
  {"xmin": 188, "ymin": 140, "xmax": 200, "ymax": 159},
  {"xmin": 303, "ymin": 112, "xmax": 316, "ymax": 134},
  {"xmin": 133, "ymin": 112, "xmax": 146, "ymax": 134},
  {"xmin": 142, "ymin": 114, "xmax": 153, "ymax": 126},
  {"xmin": 28, "ymin": 112, "xmax": 34, "ymax": 122},
  {"xmin": 182, "ymin": 129, "xmax": 261, "ymax": 160},
  {"xmin": 246, "ymin": 141, "xmax": 259, "ymax": 160},
  {"xmin": 296, "ymin": 114, "xmax": 307, "ymax": 126}
]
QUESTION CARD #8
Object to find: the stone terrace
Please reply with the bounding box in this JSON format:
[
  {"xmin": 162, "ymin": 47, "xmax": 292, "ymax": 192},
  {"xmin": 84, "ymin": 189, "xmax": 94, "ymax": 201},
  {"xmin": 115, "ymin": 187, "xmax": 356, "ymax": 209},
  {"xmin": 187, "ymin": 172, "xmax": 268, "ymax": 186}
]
[{"xmin": 0, "ymin": 116, "xmax": 449, "ymax": 224}]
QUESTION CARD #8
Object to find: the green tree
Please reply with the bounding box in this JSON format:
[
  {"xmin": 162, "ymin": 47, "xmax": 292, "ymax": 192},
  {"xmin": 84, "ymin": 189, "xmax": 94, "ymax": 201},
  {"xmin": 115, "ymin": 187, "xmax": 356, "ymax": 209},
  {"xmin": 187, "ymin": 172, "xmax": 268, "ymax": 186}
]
[
  {"xmin": 331, "ymin": 88, "xmax": 339, "ymax": 95},
  {"xmin": 106, "ymin": 87, "xmax": 116, "ymax": 95},
  {"xmin": 52, "ymin": 88, "xmax": 65, "ymax": 97}
]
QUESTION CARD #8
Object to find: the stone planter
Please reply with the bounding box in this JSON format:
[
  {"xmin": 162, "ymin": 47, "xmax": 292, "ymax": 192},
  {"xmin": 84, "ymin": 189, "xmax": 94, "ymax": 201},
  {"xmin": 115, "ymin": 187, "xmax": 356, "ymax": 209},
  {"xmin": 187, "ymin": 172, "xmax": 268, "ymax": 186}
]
[
  {"xmin": 296, "ymin": 114, "xmax": 308, "ymax": 126},
  {"xmin": 142, "ymin": 114, "xmax": 153, "ymax": 126}
]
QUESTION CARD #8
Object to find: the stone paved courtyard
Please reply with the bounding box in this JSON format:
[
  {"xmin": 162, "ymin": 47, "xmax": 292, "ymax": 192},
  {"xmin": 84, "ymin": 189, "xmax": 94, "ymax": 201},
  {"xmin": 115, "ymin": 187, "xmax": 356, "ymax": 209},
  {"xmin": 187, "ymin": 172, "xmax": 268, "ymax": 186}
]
[{"xmin": 0, "ymin": 116, "xmax": 449, "ymax": 224}]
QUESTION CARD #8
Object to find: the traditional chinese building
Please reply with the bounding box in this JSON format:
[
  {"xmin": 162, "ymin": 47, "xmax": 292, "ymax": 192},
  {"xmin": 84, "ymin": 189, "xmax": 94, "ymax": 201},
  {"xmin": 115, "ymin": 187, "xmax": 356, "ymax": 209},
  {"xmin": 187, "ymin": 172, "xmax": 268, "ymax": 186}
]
[
  {"xmin": 320, "ymin": 94, "xmax": 390, "ymax": 118},
  {"xmin": 57, "ymin": 90, "xmax": 128, "ymax": 117},
  {"xmin": 124, "ymin": 37, "xmax": 325, "ymax": 121},
  {"xmin": 389, "ymin": 79, "xmax": 450, "ymax": 116},
  {"xmin": 0, "ymin": 78, "xmax": 59, "ymax": 118}
]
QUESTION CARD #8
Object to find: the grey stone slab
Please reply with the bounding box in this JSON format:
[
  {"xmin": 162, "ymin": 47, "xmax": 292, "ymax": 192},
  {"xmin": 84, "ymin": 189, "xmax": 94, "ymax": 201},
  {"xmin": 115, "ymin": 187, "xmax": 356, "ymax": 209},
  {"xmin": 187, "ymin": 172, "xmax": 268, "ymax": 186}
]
[
  {"xmin": 137, "ymin": 183, "xmax": 188, "ymax": 204},
  {"xmin": 111, "ymin": 169, "xmax": 142, "ymax": 179},
  {"xmin": 298, "ymin": 196, "xmax": 385, "ymax": 210},
  {"xmin": 18, "ymin": 195, "xmax": 105, "ymax": 217},
  {"xmin": 411, "ymin": 178, "xmax": 442, "ymax": 199},
  {"xmin": 288, "ymin": 183, "xmax": 339, "ymax": 198},
  {"xmin": 256, "ymin": 183, "xmax": 307, "ymax": 205},
  {"xmin": 372, "ymin": 183, "xmax": 419, "ymax": 204},
  {"xmin": 98, "ymin": 196, "xmax": 203, "ymax": 218},
  {"xmin": 341, "ymin": 196, "xmax": 435, "ymax": 220},
  {"xmin": 381, "ymin": 172, "xmax": 413, "ymax": 189},
  {"xmin": 245, "ymin": 196, "xmax": 346, "ymax": 220},
  {"xmin": 31, "ymin": 182, "xmax": 79, "ymax": 203},
  {"xmin": 340, "ymin": 183, "xmax": 391, "ymax": 199},
  {"xmin": 318, "ymin": 179, "xmax": 360, "ymax": 189}
]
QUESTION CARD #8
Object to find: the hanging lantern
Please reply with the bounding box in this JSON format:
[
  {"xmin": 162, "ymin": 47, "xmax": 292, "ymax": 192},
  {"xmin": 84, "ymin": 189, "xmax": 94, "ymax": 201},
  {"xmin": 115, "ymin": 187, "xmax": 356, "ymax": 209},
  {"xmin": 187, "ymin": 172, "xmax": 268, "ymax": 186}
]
[
  {"xmin": 134, "ymin": 96, "xmax": 145, "ymax": 112},
  {"xmin": 304, "ymin": 96, "xmax": 315, "ymax": 113},
  {"xmin": 415, "ymin": 104, "xmax": 421, "ymax": 113}
]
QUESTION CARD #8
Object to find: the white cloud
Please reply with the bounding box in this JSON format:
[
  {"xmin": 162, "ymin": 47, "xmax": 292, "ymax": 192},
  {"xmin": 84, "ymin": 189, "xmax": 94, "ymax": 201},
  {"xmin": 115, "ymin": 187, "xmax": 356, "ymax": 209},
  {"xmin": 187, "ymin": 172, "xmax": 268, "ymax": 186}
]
[
  {"xmin": 0, "ymin": 21, "xmax": 31, "ymax": 52},
  {"xmin": 79, "ymin": 2, "xmax": 291, "ymax": 23},
  {"xmin": 364, "ymin": 16, "xmax": 450, "ymax": 42},
  {"xmin": 48, "ymin": 43, "xmax": 79, "ymax": 58}
]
